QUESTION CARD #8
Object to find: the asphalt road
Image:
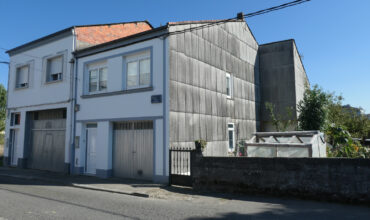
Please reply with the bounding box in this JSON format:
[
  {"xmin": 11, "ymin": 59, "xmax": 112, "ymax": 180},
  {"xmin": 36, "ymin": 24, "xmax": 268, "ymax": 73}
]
[{"xmin": 0, "ymin": 176, "xmax": 369, "ymax": 220}]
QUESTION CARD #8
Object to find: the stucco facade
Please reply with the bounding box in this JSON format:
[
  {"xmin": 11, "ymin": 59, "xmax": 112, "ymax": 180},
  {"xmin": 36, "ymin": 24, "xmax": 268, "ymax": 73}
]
[
  {"xmin": 5, "ymin": 34, "xmax": 74, "ymax": 169},
  {"xmin": 74, "ymin": 37, "xmax": 168, "ymax": 181}
]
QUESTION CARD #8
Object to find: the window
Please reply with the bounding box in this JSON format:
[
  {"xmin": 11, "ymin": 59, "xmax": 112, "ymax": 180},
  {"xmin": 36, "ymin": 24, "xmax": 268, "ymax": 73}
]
[
  {"xmin": 125, "ymin": 52, "xmax": 151, "ymax": 89},
  {"xmin": 228, "ymin": 123, "xmax": 235, "ymax": 151},
  {"xmin": 15, "ymin": 65, "xmax": 29, "ymax": 88},
  {"xmin": 46, "ymin": 55, "xmax": 63, "ymax": 82},
  {"xmin": 10, "ymin": 113, "xmax": 21, "ymax": 126},
  {"xmin": 89, "ymin": 66, "xmax": 107, "ymax": 93},
  {"xmin": 226, "ymin": 73, "xmax": 233, "ymax": 98}
]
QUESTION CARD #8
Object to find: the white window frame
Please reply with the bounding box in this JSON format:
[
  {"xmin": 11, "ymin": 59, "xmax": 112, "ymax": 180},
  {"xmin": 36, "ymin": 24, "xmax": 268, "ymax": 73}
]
[
  {"xmin": 46, "ymin": 55, "xmax": 64, "ymax": 83},
  {"xmin": 15, "ymin": 64, "xmax": 30, "ymax": 89},
  {"xmin": 10, "ymin": 112, "xmax": 21, "ymax": 127},
  {"xmin": 125, "ymin": 51, "xmax": 151, "ymax": 90},
  {"xmin": 226, "ymin": 73, "xmax": 233, "ymax": 98},
  {"xmin": 87, "ymin": 64, "xmax": 108, "ymax": 94},
  {"xmin": 228, "ymin": 123, "xmax": 235, "ymax": 152}
]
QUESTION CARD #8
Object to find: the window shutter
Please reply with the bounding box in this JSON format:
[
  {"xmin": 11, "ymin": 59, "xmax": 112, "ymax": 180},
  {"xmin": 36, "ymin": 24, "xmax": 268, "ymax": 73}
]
[
  {"xmin": 50, "ymin": 56, "xmax": 63, "ymax": 74},
  {"xmin": 17, "ymin": 66, "xmax": 28, "ymax": 85}
]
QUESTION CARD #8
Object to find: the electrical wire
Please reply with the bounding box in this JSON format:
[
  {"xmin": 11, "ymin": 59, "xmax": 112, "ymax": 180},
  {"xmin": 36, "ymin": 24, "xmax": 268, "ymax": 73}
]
[
  {"xmin": 166, "ymin": 0, "xmax": 311, "ymax": 36},
  {"xmin": 0, "ymin": 0, "xmax": 311, "ymax": 61}
]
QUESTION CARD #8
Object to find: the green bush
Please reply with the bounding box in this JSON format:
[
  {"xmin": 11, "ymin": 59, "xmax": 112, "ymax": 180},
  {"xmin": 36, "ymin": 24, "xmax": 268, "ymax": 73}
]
[
  {"xmin": 326, "ymin": 123, "xmax": 370, "ymax": 158},
  {"xmin": 195, "ymin": 139, "xmax": 207, "ymax": 152}
]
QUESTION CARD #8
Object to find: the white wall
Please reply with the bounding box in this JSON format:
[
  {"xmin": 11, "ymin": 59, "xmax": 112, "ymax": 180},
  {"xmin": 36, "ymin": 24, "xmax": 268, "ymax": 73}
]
[
  {"xmin": 7, "ymin": 35, "xmax": 74, "ymax": 108},
  {"xmin": 76, "ymin": 38, "xmax": 164, "ymax": 120},
  {"xmin": 5, "ymin": 34, "xmax": 74, "ymax": 165},
  {"xmin": 75, "ymin": 38, "xmax": 167, "ymax": 180},
  {"xmin": 4, "ymin": 103, "xmax": 72, "ymax": 163}
]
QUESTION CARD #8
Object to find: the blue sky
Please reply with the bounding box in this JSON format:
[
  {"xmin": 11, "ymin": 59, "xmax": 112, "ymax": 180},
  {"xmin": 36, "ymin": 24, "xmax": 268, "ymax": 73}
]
[{"xmin": 0, "ymin": 0, "xmax": 369, "ymax": 112}]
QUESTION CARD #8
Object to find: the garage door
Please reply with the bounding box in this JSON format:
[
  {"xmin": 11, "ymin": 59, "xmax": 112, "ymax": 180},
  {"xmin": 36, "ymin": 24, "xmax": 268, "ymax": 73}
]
[
  {"xmin": 113, "ymin": 121, "xmax": 153, "ymax": 180},
  {"xmin": 27, "ymin": 109, "xmax": 66, "ymax": 172}
]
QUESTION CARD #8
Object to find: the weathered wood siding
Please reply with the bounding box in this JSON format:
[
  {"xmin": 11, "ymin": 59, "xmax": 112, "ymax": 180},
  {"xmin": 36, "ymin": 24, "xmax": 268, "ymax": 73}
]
[{"xmin": 168, "ymin": 21, "xmax": 260, "ymax": 156}]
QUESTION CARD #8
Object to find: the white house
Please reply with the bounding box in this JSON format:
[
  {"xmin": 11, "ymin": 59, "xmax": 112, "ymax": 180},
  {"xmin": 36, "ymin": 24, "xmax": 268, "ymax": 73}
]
[
  {"xmin": 4, "ymin": 21, "xmax": 153, "ymax": 173},
  {"xmin": 73, "ymin": 27, "xmax": 168, "ymax": 181}
]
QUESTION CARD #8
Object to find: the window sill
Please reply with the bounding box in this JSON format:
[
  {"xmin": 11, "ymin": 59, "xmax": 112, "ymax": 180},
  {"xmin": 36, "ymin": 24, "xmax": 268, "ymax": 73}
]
[
  {"xmin": 14, "ymin": 86, "xmax": 29, "ymax": 90},
  {"xmin": 226, "ymin": 97, "xmax": 234, "ymax": 100},
  {"xmin": 45, "ymin": 79, "xmax": 63, "ymax": 85},
  {"xmin": 81, "ymin": 87, "xmax": 153, "ymax": 99}
]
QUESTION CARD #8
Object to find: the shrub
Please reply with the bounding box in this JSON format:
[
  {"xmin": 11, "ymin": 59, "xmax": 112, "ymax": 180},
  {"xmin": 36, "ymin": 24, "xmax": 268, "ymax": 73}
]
[
  {"xmin": 195, "ymin": 139, "xmax": 207, "ymax": 152},
  {"xmin": 326, "ymin": 123, "xmax": 370, "ymax": 158}
]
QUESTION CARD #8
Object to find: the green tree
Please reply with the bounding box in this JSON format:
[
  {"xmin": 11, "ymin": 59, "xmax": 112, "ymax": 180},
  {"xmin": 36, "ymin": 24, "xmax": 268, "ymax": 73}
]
[
  {"xmin": 297, "ymin": 85, "xmax": 331, "ymax": 130},
  {"xmin": 0, "ymin": 84, "xmax": 6, "ymax": 131},
  {"xmin": 297, "ymin": 84, "xmax": 370, "ymax": 158}
]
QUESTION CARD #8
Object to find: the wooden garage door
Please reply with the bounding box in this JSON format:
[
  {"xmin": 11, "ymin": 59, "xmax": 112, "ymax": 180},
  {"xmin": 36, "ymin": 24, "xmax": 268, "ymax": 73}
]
[
  {"xmin": 27, "ymin": 109, "xmax": 66, "ymax": 172},
  {"xmin": 113, "ymin": 121, "xmax": 153, "ymax": 180}
]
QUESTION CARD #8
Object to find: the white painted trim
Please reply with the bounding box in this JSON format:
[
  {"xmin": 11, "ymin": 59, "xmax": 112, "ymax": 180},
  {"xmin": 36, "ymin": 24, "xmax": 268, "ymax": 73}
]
[{"xmin": 228, "ymin": 122, "xmax": 235, "ymax": 152}]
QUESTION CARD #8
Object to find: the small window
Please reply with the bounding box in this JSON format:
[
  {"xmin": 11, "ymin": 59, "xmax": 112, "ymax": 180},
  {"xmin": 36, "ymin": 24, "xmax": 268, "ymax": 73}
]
[
  {"xmin": 10, "ymin": 113, "xmax": 21, "ymax": 126},
  {"xmin": 228, "ymin": 123, "xmax": 235, "ymax": 151},
  {"xmin": 15, "ymin": 65, "xmax": 29, "ymax": 88},
  {"xmin": 125, "ymin": 52, "xmax": 151, "ymax": 89},
  {"xmin": 89, "ymin": 66, "xmax": 107, "ymax": 93},
  {"xmin": 46, "ymin": 55, "xmax": 63, "ymax": 82},
  {"xmin": 226, "ymin": 73, "xmax": 233, "ymax": 98}
]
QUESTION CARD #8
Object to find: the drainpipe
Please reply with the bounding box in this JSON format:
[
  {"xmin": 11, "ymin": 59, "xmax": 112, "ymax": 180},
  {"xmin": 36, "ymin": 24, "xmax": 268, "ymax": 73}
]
[
  {"xmin": 3, "ymin": 61, "xmax": 10, "ymax": 165},
  {"xmin": 70, "ymin": 56, "xmax": 77, "ymax": 175},
  {"xmin": 69, "ymin": 29, "xmax": 77, "ymax": 174},
  {"xmin": 161, "ymin": 35, "xmax": 168, "ymax": 179}
]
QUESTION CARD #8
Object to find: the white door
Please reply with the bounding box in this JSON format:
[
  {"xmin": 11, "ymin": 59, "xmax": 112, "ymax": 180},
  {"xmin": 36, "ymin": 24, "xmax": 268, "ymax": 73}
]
[
  {"xmin": 86, "ymin": 125, "xmax": 97, "ymax": 175},
  {"xmin": 10, "ymin": 129, "xmax": 18, "ymax": 166}
]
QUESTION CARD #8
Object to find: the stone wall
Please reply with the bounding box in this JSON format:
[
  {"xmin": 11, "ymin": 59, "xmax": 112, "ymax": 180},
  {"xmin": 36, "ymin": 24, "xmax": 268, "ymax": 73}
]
[
  {"xmin": 168, "ymin": 20, "xmax": 260, "ymax": 156},
  {"xmin": 192, "ymin": 156, "xmax": 370, "ymax": 203}
]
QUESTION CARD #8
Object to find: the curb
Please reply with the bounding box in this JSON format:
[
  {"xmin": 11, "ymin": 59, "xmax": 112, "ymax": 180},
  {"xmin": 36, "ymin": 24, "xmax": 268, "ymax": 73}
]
[
  {"xmin": 0, "ymin": 173, "xmax": 150, "ymax": 198},
  {"xmin": 70, "ymin": 184, "xmax": 150, "ymax": 198}
]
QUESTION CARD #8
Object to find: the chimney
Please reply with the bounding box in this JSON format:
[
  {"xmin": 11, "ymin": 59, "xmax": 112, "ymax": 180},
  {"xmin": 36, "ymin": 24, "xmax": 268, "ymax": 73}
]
[{"xmin": 237, "ymin": 12, "xmax": 244, "ymax": 20}]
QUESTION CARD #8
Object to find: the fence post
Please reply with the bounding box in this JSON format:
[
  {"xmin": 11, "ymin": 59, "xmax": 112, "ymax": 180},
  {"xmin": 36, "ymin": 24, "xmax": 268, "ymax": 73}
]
[
  {"xmin": 169, "ymin": 149, "xmax": 172, "ymax": 186},
  {"xmin": 190, "ymin": 150, "xmax": 196, "ymax": 186}
]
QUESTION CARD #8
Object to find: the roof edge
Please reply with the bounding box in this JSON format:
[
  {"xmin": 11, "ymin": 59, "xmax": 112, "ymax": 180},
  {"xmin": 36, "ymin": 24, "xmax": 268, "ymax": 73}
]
[
  {"xmin": 6, "ymin": 27, "xmax": 73, "ymax": 55},
  {"xmin": 74, "ymin": 20, "xmax": 154, "ymax": 29},
  {"xmin": 259, "ymin": 39, "xmax": 295, "ymax": 47},
  {"xmin": 7, "ymin": 20, "xmax": 154, "ymax": 56}
]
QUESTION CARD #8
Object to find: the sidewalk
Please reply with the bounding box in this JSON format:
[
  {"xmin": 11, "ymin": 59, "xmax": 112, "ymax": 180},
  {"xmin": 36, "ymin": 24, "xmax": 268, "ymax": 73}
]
[{"xmin": 0, "ymin": 167, "xmax": 191, "ymax": 199}]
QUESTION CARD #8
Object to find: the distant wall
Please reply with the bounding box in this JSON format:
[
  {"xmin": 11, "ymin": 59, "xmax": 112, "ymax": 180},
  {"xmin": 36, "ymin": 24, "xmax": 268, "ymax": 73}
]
[
  {"xmin": 292, "ymin": 42, "xmax": 309, "ymax": 108},
  {"xmin": 193, "ymin": 156, "xmax": 370, "ymax": 203},
  {"xmin": 258, "ymin": 40, "xmax": 308, "ymax": 131}
]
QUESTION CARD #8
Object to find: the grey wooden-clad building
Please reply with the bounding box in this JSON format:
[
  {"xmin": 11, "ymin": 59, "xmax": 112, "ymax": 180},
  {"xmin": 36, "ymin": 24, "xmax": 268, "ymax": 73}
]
[{"xmin": 168, "ymin": 19, "xmax": 261, "ymax": 156}]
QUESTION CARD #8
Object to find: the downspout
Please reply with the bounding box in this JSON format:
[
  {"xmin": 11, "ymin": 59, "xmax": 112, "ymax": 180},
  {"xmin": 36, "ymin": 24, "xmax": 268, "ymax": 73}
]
[
  {"xmin": 5, "ymin": 60, "xmax": 11, "ymax": 165},
  {"xmin": 161, "ymin": 34, "xmax": 168, "ymax": 179},
  {"xmin": 69, "ymin": 28, "xmax": 77, "ymax": 174},
  {"xmin": 70, "ymin": 56, "xmax": 77, "ymax": 174}
]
